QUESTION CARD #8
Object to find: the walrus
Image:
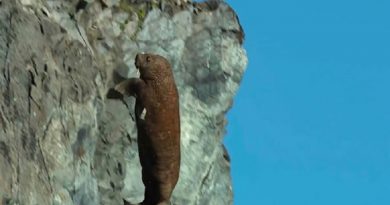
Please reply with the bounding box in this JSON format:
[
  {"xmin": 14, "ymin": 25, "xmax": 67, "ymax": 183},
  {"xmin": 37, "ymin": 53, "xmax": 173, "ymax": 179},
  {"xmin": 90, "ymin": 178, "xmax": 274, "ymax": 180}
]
[{"xmin": 115, "ymin": 53, "xmax": 180, "ymax": 205}]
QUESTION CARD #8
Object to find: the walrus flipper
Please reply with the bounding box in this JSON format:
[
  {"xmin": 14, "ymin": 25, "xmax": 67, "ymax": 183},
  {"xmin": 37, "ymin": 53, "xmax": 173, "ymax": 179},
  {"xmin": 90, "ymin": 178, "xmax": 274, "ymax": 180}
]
[
  {"xmin": 123, "ymin": 199, "xmax": 141, "ymax": 205},
  {"xmin": 115, "ymin": 78, "xmax": 145, "ymax": 97}
]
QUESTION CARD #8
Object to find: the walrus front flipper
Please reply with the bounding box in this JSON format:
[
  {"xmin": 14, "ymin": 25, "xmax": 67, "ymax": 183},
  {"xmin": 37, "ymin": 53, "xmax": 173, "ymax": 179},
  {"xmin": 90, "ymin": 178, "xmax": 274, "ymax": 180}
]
[
  {"xmin": 115, "ymin": 78, "xmax": 145, "ymax": 97},
  {"xmin": 123, "ymin": 199, "xmax": 141, "ymax": 205}
]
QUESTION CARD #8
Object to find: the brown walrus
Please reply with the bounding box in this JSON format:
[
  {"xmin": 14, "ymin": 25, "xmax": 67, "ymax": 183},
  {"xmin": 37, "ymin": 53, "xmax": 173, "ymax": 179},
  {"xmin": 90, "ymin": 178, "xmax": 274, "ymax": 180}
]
[{"xmin": 115, "ymin": 53, "xmax": 180, "ymax": 205}]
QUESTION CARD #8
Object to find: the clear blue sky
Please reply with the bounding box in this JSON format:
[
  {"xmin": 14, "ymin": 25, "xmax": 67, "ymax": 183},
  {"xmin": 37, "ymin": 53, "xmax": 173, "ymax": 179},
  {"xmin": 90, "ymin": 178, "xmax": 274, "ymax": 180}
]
[{"xmin": 224, "ymin": 0, "xmax": 390, "ymax": 205}]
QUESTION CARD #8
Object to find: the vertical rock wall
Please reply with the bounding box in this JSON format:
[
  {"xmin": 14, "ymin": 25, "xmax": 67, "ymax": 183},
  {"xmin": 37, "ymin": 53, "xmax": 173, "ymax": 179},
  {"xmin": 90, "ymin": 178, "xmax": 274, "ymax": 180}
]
[{"xmin": 0, "ymin": 0, "xmax": 247, "ymax": 204}]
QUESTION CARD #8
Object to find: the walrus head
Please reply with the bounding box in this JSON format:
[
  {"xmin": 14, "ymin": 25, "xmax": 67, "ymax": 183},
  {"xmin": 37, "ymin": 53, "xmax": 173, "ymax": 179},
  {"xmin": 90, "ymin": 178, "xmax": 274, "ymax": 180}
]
[{"xmin": 135, "ymin": 53, "xmax": 172, "ymax": 81}]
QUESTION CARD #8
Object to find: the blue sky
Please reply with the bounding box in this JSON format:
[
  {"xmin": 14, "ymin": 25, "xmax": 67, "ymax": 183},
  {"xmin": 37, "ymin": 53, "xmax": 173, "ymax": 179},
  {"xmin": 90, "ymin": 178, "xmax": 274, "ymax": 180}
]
[{"xmin": 224, "ymin": 0, "xmax": 390, "ymax": 205}]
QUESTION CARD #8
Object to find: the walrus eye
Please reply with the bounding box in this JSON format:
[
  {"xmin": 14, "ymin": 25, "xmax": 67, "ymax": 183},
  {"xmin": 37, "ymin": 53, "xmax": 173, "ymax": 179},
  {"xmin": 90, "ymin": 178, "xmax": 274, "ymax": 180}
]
[{"xmin": 146, "ymin": 56, "xmax": 151, "ymax": 63}]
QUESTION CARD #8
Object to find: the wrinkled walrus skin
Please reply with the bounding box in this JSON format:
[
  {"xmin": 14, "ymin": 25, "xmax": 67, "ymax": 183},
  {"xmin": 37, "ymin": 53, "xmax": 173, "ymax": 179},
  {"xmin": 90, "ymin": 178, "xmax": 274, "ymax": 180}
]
[{"xmin": 116, "ymin": 54, "xmax": 180, "ymax": 205}]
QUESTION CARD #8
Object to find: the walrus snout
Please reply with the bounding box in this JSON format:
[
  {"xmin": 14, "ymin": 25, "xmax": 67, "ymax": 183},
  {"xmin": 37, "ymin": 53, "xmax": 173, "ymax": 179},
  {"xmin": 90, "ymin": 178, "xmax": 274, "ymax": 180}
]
[{"xmin": 135, "ymin": 53, "xmax": 143, "ymax": 69}]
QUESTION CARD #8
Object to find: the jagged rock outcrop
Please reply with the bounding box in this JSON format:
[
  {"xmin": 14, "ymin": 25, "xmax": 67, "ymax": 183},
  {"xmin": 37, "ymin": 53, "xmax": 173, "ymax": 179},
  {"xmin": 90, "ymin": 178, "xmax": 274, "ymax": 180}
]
[{"xmin": 0, "ymin": 0, "xmax": 247, "ymax": 204}]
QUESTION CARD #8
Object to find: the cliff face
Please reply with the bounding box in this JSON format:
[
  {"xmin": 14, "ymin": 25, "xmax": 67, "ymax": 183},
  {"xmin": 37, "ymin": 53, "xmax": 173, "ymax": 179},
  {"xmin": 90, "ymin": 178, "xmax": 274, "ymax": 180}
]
[{"xmin": 0, "ymin": 0, "xmax": 247, "ymax": 204}]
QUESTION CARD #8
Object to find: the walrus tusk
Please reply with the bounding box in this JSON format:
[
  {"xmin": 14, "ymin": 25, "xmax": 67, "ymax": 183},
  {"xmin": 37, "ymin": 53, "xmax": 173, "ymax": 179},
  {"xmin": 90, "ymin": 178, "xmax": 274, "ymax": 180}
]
[{"xmin": 140, "ymin": 108, "xmax": 147, "ymax": 120}]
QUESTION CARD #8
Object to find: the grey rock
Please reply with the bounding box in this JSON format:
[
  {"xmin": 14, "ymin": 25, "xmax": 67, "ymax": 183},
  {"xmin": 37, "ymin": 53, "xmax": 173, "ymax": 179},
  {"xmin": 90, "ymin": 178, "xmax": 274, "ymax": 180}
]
[{"xmin": 0, "ymin": 0, "xmax": 247, "ymax": 205}]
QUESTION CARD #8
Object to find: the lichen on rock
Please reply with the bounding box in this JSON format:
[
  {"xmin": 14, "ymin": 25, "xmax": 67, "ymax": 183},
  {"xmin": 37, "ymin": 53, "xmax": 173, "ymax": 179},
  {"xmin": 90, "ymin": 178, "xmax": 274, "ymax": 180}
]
[{"xmin": 0, "ymin": 0, "xmax": 247, "ymax": 204}]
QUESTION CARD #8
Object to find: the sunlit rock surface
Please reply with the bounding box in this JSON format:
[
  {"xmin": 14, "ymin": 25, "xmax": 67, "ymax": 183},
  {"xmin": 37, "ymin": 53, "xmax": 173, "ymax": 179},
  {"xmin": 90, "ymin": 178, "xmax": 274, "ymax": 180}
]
[{"xmin": 0, "ymin": 0, "xmax": 247, "ymax": 204}]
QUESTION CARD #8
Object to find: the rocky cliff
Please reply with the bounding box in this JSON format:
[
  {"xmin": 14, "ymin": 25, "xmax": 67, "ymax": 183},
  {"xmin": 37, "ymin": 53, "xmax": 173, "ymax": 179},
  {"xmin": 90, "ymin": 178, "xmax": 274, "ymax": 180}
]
[{"xmin": 0, "ymin": 0, "xmax": 247, "ymax": 204}]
